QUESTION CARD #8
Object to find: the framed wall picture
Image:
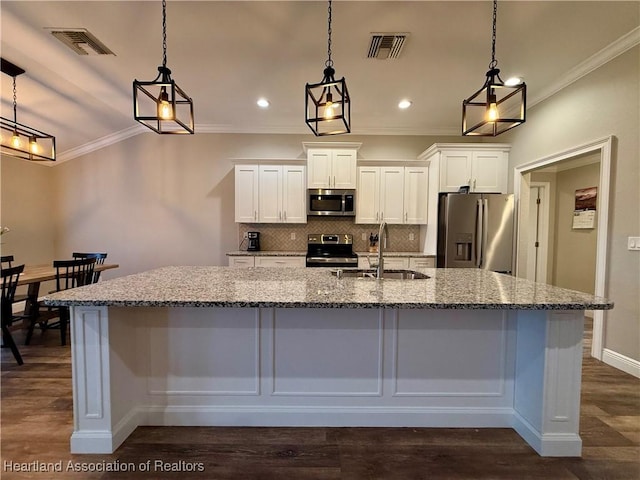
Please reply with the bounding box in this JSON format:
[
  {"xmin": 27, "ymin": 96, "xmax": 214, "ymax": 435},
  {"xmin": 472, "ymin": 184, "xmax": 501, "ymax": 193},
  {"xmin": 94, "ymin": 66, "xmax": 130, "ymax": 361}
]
[{"xmin": 573, "ymin": 186, "xmax": 597, "ymax": 229}]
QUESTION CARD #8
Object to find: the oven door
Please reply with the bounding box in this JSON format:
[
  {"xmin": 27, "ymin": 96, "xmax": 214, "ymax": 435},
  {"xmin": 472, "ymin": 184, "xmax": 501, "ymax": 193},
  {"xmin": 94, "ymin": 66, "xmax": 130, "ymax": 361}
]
[{"xmin": 306, "ymin": 256, "xmax": 359, "ymax": 268}]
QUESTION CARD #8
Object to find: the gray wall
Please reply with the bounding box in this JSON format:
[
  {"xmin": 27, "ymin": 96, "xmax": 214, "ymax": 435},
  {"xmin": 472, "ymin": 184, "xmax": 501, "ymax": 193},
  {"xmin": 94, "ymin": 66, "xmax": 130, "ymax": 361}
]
[
  {"xmin": 504, "ymin": 46, "xmax": 640, "ymax": 362},
  {"xmin": 551, "ymin": 163, "xmax": 600, "ymax": 294}
]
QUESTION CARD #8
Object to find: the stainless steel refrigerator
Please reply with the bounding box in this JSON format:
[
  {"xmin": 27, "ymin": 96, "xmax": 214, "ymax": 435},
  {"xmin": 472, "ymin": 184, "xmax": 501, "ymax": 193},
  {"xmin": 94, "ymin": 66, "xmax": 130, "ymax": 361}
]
[{"xmin": 437, "ymin": 192, "xmax": 515, "ymax": 273}]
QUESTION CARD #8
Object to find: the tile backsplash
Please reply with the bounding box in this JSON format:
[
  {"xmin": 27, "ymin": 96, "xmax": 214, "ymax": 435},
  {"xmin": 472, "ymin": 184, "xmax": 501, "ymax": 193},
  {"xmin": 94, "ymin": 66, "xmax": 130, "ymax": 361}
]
[{"xmin": 238, "ymin": 218, "xmax": 421, "ymax": 252}]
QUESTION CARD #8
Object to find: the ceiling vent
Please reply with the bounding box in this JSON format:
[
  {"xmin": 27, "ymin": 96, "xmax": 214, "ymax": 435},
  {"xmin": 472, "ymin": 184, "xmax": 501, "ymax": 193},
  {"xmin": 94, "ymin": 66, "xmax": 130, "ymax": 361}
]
[
  {"xmin": 367, "ymin": 33, "xmax": 408, "ymax": 59},
  {"xmin": 48, "ymin": 28, "xmax": 115, "ymax": 56}
]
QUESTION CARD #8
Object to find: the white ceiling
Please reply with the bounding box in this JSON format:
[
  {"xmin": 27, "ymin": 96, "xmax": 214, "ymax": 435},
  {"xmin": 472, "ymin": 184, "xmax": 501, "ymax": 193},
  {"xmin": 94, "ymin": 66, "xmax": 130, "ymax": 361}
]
[{"xmin": 1, "ymin": 1, "xmax": 638, "ymax": 161}]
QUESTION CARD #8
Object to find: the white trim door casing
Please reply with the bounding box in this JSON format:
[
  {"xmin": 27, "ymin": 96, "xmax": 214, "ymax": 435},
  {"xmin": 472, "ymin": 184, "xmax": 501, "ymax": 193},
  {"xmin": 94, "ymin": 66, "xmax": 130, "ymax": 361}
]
[{"xmin": 513, "ymin": 136, "xmax": 612, "ymax": 362}]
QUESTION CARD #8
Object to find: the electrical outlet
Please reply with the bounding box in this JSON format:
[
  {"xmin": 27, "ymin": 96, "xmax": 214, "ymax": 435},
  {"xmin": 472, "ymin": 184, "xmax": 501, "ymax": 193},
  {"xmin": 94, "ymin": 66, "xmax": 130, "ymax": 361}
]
[
  {"xmin": 243, "ymin": 232, "xmax": 248, "ymax": 239},
  {"xmin": 362, "ymin": 233, "xmax": 367, "ymax": 241},
  {"xmin": 291, "ymin": 232, "xmax": 296, "ymax": 240},
  {"xmin": 628, "ymin": 237, "xmax": 640, "ymax": 251},
  {"xmin": 409, "ymin": 233, "xmax": 415, "ymax": 241}
]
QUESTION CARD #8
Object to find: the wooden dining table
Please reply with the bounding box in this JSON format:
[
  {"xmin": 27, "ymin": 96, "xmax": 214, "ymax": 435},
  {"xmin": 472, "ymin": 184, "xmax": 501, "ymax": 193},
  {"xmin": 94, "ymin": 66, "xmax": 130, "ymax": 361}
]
[{"xmin": 17, "ymin": 263, "xmax": 119, "ymax": 316}]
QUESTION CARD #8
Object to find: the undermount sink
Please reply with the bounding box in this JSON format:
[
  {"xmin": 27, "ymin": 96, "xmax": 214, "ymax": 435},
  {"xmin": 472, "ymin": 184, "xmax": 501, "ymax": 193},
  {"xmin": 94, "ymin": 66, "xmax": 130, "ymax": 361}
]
[{"xmin": 331, "ymin": 269, "xmax": 430, "ymax": 280}]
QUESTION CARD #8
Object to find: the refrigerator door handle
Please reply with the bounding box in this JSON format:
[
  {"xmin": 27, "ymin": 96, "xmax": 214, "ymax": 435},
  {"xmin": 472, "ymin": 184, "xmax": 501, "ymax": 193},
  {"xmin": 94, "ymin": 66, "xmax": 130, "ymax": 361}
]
[
  {"xmin": 482, "ymin": 199, "xmax": 489, "ymax": 269},
  {"xmin": 475, "ymin": 199, "xmax": 483, "ymax": 267}
]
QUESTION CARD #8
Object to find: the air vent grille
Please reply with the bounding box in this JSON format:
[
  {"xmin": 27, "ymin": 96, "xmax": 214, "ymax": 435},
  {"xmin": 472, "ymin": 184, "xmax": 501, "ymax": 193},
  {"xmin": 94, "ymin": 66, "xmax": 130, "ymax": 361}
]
[
  {"xmin": 49, "ymin": 28, "xmax": 115, "ymax": 56},
  {"xmin": 367, "ymin": 33, "xmax": 408, "ymax": 59}
]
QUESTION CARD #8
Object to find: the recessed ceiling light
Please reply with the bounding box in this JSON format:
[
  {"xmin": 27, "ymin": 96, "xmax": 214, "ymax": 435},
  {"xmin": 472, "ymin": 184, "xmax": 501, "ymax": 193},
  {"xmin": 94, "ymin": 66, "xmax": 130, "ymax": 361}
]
[
  {"xmin": 257, "ymin": 98, "xmax": 270, "ymax": 108},
  {"xmin": 398, "ymin": 99, "xmax": 412, "ymax": 109},
  {"xmin": 504, "ymin": 77, "xmax": 523, "ymax": 86}
]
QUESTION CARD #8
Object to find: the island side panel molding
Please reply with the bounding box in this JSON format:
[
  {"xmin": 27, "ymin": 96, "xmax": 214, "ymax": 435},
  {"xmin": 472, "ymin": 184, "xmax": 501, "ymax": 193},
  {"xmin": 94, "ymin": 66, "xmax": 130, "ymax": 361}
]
[
  {"xmin": 145, "ymin": 307, "xmax": 260, "ymax": 396},
  {"xmin": 392, "ymin": 310, "xmax": 512, "ymax": 399},
  {"xmin": 512, "ymin": 310, "xmax": 584, "ymax": 457},
  {"xmin": 70, "ymin": 306, "xmax": 140, "ymax": 454},
  {"xmin": 270, "ymin": 308, "xmax": 384, "ymax": 396}
]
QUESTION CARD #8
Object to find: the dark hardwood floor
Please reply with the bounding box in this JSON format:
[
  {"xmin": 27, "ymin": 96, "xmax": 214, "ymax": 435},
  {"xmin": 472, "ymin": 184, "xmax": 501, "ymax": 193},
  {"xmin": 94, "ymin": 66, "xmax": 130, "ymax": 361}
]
[{"xmin": 2, "ymin": 318, "xmax": 638, "ymax": 479}]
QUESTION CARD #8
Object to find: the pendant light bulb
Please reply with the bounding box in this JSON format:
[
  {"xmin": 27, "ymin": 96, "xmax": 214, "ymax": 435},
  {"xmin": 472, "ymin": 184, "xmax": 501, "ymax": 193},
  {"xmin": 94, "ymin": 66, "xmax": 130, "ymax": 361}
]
[
  {"xmin": 11, "ymin": 131, "xmax": 21, "ymax": 148},
  {"xmin": 158, "ymin": 88, "xmax": 173, "ymax": 120},
  {"xmin": 324, "ymin": 92, "xmax": 335, "ymax": 119},
  {"xmin": 29, "ymin": 137, "xmax": 39, "ymax": 154},
  {"xmin": 487, "ymin": 91, "xmax": 499, "ymax": 122}
]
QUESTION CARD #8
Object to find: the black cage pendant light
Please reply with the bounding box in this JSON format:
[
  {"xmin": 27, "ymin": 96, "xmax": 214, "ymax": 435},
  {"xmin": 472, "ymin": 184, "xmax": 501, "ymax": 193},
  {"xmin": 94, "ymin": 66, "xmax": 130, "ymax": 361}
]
[
  {"xmin": 133, "ymin": 0, "xmax": 194, "ymax": 134},
  {"xmin": 305, "ymin": 0, "xmax": 351, "ymax": 136},
  {"xmin": 462, "ymin": 0, "xmax": 526, "ymax": 136},
  {"xmin": 0, "ymin": 58, "xmax": 56, "ymax": 162}
]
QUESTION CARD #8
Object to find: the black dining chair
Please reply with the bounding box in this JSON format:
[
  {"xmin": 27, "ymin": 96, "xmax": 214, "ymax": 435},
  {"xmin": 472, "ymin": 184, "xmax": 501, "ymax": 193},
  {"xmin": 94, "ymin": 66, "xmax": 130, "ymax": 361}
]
[
  {"xmin": 1, "ymin": 264, "xmax": 25, "ymax": 365},
  {"xmin": 27, "ymin": 257, "xmax": 97, "ymax": 346},
  {"xmin": 0, "ymin": 255, "xmax": 28, "ymax": 303},
  {"xmin": 72, "ymin": 252, "xmax": 107, "ymax": 283}
]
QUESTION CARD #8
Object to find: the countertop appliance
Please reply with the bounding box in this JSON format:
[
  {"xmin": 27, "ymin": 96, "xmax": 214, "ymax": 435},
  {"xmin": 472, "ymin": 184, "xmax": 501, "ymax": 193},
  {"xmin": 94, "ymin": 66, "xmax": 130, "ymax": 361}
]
[
  {"xmin": 307, "ymin": 189, "xmax": 355, "ymax": 216},
  {"xmin": 246, "ymin": 231, "xmax": 260, "ymax": 251},
  {"xmin": 306, "ymin": 234, "xmax": 358, "ymax": 267},
  {"xmin": 437, "ymin": 192, "xmax": 514, "ymax": 273}
]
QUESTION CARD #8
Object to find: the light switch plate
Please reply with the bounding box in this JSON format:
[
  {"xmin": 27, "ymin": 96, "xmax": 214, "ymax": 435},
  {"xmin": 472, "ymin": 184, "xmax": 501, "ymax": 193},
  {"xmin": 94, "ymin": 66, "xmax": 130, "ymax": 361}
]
[{"xmin": 628, "ymin": 237, "xmax": 640, "ymax": 251}]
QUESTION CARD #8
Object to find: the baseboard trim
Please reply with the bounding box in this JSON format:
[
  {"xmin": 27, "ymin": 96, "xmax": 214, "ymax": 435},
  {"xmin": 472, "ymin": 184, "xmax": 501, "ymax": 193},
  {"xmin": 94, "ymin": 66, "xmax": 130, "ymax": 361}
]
[{"xmin": 602, "ymin": 348, "xmax": 640, "ymax": 378}]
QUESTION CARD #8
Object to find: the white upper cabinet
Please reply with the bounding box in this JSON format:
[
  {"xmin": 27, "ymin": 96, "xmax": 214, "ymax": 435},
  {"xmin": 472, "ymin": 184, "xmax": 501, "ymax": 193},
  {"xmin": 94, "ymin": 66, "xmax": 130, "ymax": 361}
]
[
  {"xmin": 235, "ymin": 165, "xmax": 259, "ymax": 223},
  {"xmin": 403, "ymin": 166, "xmax": 428, "ymax": 224},
  {"xmin": 306, "ymin": 147, "xmax": 358, "ymax": 189},
  {"xmin": 379, "ymin": 166, "xmax": 405, "ymax": 224},
  {"xmin": 235, "ymin": 164, "xmax": 306, "ymax": 224},
  {"xmin": 259, "ymin": 165, "xmax": 307, "ymax": 223},
  {"xmin": 356, "ymin": 165, "xmax": 427, "ymax": 225},
  {"xmin": 421, "ymin": 143, "xmax": 510, "ymax": 194}
]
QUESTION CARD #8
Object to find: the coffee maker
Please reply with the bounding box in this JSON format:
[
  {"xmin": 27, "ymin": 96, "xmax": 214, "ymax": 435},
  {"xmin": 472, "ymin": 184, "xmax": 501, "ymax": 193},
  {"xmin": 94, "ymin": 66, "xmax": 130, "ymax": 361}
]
[{"xmin": 247, "ymin": 232, "xmax": 260, "ymax": 251}]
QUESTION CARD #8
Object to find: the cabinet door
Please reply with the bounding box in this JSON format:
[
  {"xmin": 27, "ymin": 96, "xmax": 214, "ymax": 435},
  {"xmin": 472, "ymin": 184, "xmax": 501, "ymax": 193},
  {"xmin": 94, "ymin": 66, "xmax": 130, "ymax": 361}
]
[
  {"xmin": 381, "ymin": 257, "xmax": 410, "ymax": 269},
  {"xmin": 404, "ymin": 166, "xmax": 428, "ymax": 224},
  {"xmin": 235, "ymin": 165, "xmax": 259, "ymax": 223},
  {"xmin": 307, "ymin": 149, "xmax": 332, "ymax": 189},
  {"xmin": 471, "ymin": 151, "xmax": 508, "ymax": 193},
  {"xmin": 258, "ymin": 166, "xmax": 283, "ymax": 223},
  {"xmin": 379, "ymin": 167, "xmax": 405, "ymax": 224},
  {"xmin": 356, "ymin": 167, "xmax": 380, "ymax": 224},
  {"xmin": 331, "ymin": 149, "xmax": 357, "ymax": 189},
  {"xmin": 229, "ymin": 257, "xmax": 255, "ymax": 268},
  {"xmin": 409, "ymin": 257, "xmax": 435, "ymax": 269},
  {"xmin": 282, "ymin": 166, "xmax": 307, "ymax": 223},
  {"xmin": 255, "ymin": 256, "xmax": 306, "ymax": 267},
  {"xmin": 439, "ymin": 151, "xmax": 472, "ymax": 192}
]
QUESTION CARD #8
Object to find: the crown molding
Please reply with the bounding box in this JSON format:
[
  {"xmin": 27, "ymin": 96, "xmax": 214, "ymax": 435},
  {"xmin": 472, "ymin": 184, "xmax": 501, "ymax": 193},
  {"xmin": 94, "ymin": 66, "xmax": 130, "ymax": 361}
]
[
  {"xmin": 529, "ymin": 26, "xmax": 640, "ymax": 109},
  {"xmin": 55, "ymin": 125, "xmax": 147, "ymax": 164}
]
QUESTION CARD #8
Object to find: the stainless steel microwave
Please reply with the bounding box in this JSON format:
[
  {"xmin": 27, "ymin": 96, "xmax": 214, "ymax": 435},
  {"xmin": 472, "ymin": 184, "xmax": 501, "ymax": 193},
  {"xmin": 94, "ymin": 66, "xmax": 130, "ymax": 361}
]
[{"xmin": 307, "ymin": 189, "xmax": 356, "ymax": 216}]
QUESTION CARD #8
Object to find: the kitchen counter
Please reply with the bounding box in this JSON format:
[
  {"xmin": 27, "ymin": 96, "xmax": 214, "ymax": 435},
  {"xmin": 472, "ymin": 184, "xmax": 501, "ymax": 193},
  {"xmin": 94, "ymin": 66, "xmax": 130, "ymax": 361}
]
[
  {"xmin": 46, "ymin": 267, "xmax": 611, "ymax": 458},
  {"xmin": 45, "ymin": 266, "xmax": 612, "ymax": 310}
]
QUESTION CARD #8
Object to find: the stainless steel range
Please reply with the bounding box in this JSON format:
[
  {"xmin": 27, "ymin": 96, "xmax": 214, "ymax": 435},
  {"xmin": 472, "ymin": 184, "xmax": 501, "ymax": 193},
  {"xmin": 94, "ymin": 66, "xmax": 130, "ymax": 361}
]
[{"xmin": 306, "ymin": 234, "xmax": 358, "ymax": 268}]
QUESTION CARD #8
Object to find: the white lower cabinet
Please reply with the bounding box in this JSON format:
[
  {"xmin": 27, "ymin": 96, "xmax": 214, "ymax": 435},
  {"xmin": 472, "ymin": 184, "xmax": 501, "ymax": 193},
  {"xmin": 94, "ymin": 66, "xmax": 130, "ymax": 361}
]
[
  {"xmin": 229, "ymin": 257, "xmax": 255, "ymax": 268},
  {"xmin": 254, "ymin": 256, "xmax": 306, "ymax": 268},
  {"xmin": 229, "ymin": 256, "xmax": 306, "ymax": 267},
  {"xmin": 409, "ymin": 257, "xmax": 435, "ymax": 269}
]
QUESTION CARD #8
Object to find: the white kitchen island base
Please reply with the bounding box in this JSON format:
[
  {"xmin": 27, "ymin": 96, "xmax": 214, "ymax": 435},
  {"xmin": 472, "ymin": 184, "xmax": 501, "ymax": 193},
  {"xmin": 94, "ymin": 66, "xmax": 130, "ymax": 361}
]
[{"xmin": 69, "ymin": 305, "xmax": 584, "ymax": 457}]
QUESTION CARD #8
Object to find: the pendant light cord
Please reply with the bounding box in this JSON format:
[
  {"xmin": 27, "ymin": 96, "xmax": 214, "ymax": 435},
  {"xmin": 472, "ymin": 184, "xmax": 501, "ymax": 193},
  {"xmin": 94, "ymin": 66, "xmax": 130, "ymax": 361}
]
[
  {"xmin": 325, "ymin": 0, "xmax": 333, "ymax": 68},
  {"xmin": 162, "ymin": 0, "xmax": 168, "ymax": 69},
  {"xmin": 12, "ymin": 76, "xmax": 18, "ymax": 123},
  {"xmin": 489, "ymin": 0, "xmax": 498, "ymax": 69}
]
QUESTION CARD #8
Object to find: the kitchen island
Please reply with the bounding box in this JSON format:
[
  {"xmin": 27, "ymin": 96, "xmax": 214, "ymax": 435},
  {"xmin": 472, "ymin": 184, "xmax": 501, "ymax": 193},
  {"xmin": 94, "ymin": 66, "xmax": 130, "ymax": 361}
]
[{"xmin": 44, "ymin": 266, "xmax": 613, "ymax": 457}]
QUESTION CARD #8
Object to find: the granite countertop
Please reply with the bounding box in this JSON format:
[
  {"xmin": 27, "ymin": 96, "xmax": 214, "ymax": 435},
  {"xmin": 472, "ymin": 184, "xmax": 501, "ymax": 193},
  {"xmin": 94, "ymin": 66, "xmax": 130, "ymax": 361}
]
[{"xmin": 44, "ymin": 266, "xmax": 613, "ymax": 311}]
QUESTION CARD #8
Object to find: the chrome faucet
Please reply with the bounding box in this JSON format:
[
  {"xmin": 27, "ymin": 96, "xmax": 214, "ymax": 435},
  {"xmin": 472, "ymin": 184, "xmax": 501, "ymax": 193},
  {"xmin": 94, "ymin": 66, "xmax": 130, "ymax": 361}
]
[{"xmin": 376, "ymin": 221, "xmax": 389, "ymax": 279}]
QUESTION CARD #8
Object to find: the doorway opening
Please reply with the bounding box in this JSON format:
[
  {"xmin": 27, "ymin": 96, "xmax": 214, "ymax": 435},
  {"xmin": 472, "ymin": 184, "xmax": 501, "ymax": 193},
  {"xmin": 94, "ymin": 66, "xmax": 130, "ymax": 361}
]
[{"xmin": 514, "ymin": 136, "xmax": 612, "ymax": 360}]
